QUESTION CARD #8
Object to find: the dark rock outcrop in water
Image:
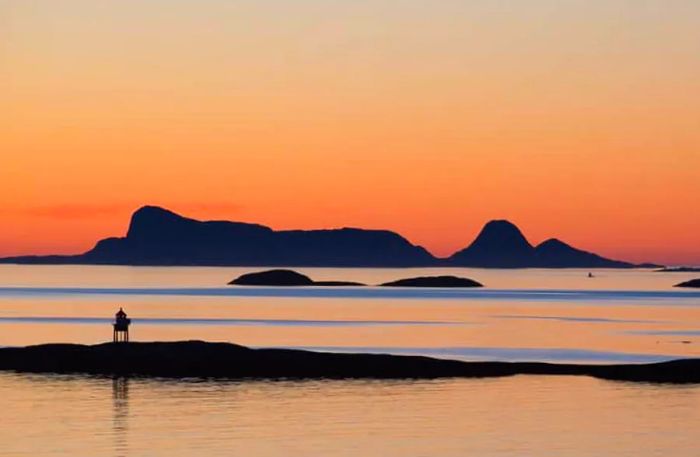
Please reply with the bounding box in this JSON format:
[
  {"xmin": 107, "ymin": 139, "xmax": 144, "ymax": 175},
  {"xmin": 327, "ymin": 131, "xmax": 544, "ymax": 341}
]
[
  {"xmin": 658, "ymin": 267, "xmax": 700, "ymax": 273},
  {"xmin": 0, "ymin": 341, "xmax": 698, "ymax": 383},
  {"xmin": 675, "ymin": 279, "xmax": 700, "ymax": 288},
  {"xmin": 0, "ymin": 206, "xmax": 655, "ymax": 268},
  {"xmin": 230, "ymin": 269, "xmax": 313, "ymax": 286},
  {"xmin": 448, "ymin": 220, "xmax": 638, "ymax": 268},
  {"xmin": 229, "ymin": 269, "xmax": 364, "ymax": 286},
  {"xmin": 380, "ymin": 276, "xmax": 483, "ymax": 288}
]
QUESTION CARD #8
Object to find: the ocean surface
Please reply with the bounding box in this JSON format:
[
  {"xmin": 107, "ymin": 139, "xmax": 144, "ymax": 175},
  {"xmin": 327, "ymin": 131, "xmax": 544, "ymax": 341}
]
[{"xmin": 1, "ymin": 265, "xmax": 699, "ymax": 456}]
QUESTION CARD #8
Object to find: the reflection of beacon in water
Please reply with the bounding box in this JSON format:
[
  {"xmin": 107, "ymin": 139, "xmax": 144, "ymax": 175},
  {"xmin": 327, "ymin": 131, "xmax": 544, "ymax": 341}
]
[
  {"xmin": 112, "ymin": 308, "xmax": 131, "ymax": 343},
  {"xmin": 112, "ymin": 377, "xmax": 129, "ymax": 457}
]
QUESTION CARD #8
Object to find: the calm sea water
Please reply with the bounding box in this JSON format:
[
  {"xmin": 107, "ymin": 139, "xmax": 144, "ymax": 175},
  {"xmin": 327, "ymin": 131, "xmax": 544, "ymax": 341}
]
[{"xmin": 1, "ymin": 265, "xmax": 699, "ymax": 456}]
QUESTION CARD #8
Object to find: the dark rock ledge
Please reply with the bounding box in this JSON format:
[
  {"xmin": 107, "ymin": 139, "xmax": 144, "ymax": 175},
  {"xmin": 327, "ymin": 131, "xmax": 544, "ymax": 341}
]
[
  {"xmin": 0, "ymin": 341, "xmax": 698, "ymax": 384},
  {"xmin": 228, "ymin": 269, "xmax": 364, "ymax": 286},
  {"xmin": 676, "ymin": 279, "xmax": 700, "ymax": 288},
  {"xmin": 380, "ymin": 276, "xmax": 483, "ymax": 288}
]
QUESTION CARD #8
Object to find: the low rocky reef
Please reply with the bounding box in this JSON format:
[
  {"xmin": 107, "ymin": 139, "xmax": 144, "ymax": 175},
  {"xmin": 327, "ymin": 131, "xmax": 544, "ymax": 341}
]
[
  {"xmin": 675, "ymin": 279, "xmax": 700, "ymax": 288},
  {"xmin": 657, "ymin": 267, "xmax": 700, "ymax": 273},
  {"xmin": 228, "ymin": 269, "xmax": 364, "ymax": 286},
  {"xmin": 380, "ymin": 276, "xmax": 483, "ymax": 288},
  {"xmin": 229, "ymin": 269, "xmax": 483, "ymax": 288},
  {"xmin": 0, "ymin": 341, "xmax": 698, "ymax": 383}
]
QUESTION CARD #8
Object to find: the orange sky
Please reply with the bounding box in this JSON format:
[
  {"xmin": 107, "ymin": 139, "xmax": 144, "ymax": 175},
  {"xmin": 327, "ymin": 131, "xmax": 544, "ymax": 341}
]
[{"xmin": 1, "ymin": 1, "xmax": 699, "ymax": 264}]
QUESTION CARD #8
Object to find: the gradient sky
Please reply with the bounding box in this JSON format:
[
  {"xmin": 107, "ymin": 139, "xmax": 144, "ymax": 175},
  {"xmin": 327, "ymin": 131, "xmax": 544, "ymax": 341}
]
[{"xmin": 1, "ymin": 0, "xmax": 699, "ymax": 264}]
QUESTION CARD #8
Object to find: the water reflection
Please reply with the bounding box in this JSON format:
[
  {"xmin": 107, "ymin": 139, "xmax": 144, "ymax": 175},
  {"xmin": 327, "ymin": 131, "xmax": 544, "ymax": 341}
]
[
  {"xmin": 1, "ymin": 372, "xmax": 698, "ymax": 457},
  {"xmin": 112, "ymin": 378, "xmax": 129, "ymax": 457}
]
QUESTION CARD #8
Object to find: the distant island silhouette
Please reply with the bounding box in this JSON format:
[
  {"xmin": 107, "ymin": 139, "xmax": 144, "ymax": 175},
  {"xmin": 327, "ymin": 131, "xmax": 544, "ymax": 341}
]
[
  {"xmin": 229, "ymin": 269, "xmax": 364, "ymax": 286},
  {"xmin": 448, "ymin": 220, "xmax": 644, "ymax": 268},
  {"xmin": 0, "ymin": 341, "xmax": 697, "ymax": 383},
  {"xmin": 0, "ymin": 205, "xmax": 658, "ymax": 268},
  {"xmin": 657, "ymin": 267, "xmax": 700, "ymax": 273},
  {"xmin": 229, "ymin": 269, "xmax": 482, "ymax": 287},
  {"xmin": 380, "ymin": 276, "xmax": 483, "ymax": 288},
  {"xmin": 675, "ymin": 279, "xmax": 700, "ymax": 288}
]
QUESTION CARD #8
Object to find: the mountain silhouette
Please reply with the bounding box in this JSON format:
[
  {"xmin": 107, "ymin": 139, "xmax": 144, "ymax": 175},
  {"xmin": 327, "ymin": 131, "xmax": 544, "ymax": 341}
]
[
  {"xmin": 0, "ymin": 206, "xmax": 651, "ymax": 268},
  {"xmin": 449, "ymin": 220, "xmax": 536, "ymax": 268},
  {"xmin": 533, "ymin": 238, "xmax": 633, "ymax": 268},
  {"xmin": 448, "ymin": 220, "xmax": 636, "ymax": 268},
  {"xmin": 8, "ymin": 206, "xmax": 433, "ymax": 267}
]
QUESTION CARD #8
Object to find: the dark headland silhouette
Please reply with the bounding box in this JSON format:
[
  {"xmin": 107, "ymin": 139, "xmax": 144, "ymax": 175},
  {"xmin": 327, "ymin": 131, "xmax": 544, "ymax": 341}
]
[
  {"xmin": 0, "ymin": 206, "xmax": 432, "ymax": 267},
  {"xmin": 0, "ymin": 341, "xmax": 698, "ymax": 383},
  {"xmin": 675, "ymin": 279, "xmax": 700, "ymax": 288},
  {"xmin": 0, "ymin": 205, "xmax": 657, "ymax": 268}
]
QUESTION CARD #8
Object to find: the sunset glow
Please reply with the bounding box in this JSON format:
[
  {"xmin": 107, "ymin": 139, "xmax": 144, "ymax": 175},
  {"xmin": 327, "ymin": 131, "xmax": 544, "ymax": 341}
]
[{"xmin": 2, "ymin": 1, "xmax": 699, "ymax": 264}]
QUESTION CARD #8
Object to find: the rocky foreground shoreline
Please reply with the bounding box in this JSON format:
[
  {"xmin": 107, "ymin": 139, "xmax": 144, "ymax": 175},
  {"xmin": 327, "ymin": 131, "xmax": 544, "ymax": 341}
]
[{"xmin": 1, "ymin": 341, "xmax": 698, "ymax": 383}]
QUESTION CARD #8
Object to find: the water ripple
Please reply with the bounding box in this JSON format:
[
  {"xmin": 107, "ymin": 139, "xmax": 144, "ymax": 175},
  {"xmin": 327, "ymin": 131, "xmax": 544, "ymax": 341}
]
[
  {"xmin": 0, "ymin": 316, "xmax": 463, "ymax": 327},
  {"xmin": 286, "ymin": 345, "xmax": 680, "ymax": 364},
  {"xmin": 1, "ymin": 286, "xmax": 699, "ymax": 303}
]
